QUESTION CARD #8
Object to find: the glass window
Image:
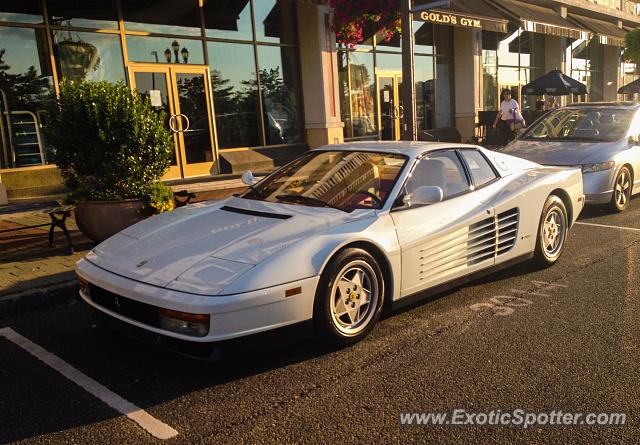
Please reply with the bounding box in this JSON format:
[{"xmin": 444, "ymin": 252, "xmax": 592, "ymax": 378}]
[
  {"xmin": 435, "ymin": 57, "xmax": 453, "ymax": 128},
  {"xmin": 405, "ymin": 151, "xmax": 470, "ymax": 201},
  {"xmin": 0, "ymin": 2, "xmax": 44, "ymax": 24},
  {"xmin": 414, "ymin": 21, "xmax": 433, "ymax": 54},
  {"xmin": 498, "ymin": 29, "xmax": 519, "ymax": 66},
  {"xmin": 204, "ymin": 0, "xmax": 253, "ymax": 41},
  {"xmin": 122, "ymin": 0, "xmax": 202, "ymax": 36},
  {"xmin": 257, "ymin": 45, "xmax": 304, "ymax": 145},
  {"xmin": 126, "ymin": 36, "xmax": 204, "ymax": 64},
  {"xmin": 337, "ymin": 51, "xmax": 351, "ymax": 138},
  {"xmin": 208, "ymin": 41, "xmax": 260, "ymax": 148},
  {"xmin": 0, "ymin": 27, "xmax": 53, "ymax": 168},
  {"xmin": 47, "ymin": 0, "xmax": 118, "ymax": 29},
  {"xmin": 483, "ymin": 65, "xmax": 498, "ymax": 111},
  {"xmin": 53, "ymin": 31, "xmax": 124, "ymax": 83},
  {"xmin": 459, "ymin": 150, "xmax": 497, "ymax": 187},
  {"xmin": 415, "ymin": 55, "xmax": 434, "ymax": 131},
  {"xmin": 376, "ymin": 52, "xmax": 401, "ymax": 71},
  {"xmin": 253, "ymin": 0, "xmax": 297, "ymax": 45},
  {"xmin": 242, "ymin": 150, "xmax": 408, "ymax": 211},
  {"xmin": 345, "ymin": 51, "xmax": 376, "ymax": 138}
]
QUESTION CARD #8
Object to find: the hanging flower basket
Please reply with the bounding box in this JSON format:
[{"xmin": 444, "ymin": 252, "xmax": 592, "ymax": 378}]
[{"xmin": 330, "ymin": 0, "xmax": 401, "ymax": 48}]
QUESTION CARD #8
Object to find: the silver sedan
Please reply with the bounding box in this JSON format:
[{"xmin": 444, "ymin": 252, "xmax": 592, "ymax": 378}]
[{"xmin": 501, "ymin": 102, "xmax": 640, "ymax": 212}]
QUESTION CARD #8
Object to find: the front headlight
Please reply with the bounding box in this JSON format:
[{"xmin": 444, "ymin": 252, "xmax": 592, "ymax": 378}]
[{"xmin": 581, "ymin": 161, "xmax": 615, "ymax": 174}]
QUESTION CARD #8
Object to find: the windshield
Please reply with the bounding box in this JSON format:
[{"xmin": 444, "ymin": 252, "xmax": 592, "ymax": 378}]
[
  {"xmin": 241, "ymin": 150, "xmax": 407, "ymax": 212},
  {"xmin": 522, "ymin": 108, "xmax": 634, "ymax": 142}
]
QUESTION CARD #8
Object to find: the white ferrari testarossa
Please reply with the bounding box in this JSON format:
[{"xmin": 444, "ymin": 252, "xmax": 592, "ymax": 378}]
[{"xmin": 76, "ymin": 142, "xmax": 584, "ymax": 358}]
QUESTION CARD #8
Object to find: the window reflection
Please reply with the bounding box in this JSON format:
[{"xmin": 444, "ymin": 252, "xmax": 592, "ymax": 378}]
[
  {"xmin": 203, "ymin": 0, "xmax": 253, "ymax": 40},
  {"xmin": 414, "ymin": 21, "xmax": 433, "ymax": 54},
  {"xmin": 53, "ymin": 31, "xmax": 124, "ymax": 83},
  {"xmin": 122, "ymin": 0, "xmax": 201, "ymax": 36},
  {"xmin": 176, "ymin": 73, "xmax": 214, "ymax": 164},
  {"xmin": 0, "ymin": 27, "xmax": 53, "ymax": 168},
  {"xmin": 415, "ymin": 55, "xmax": 434, "ymax": 131},
  {"xmin": 126, "ymin": 36, "xmax": 204, "ymax": 64},
  {"xmin": 257, "ymin": 45, "xmax": 304, "ymax": 145},
  {"xmin": 0, "ymin": 2, "xmax": 44, "ymax": 24},
  {"xmin": 253, "ymin": 0, "xmax": 297, "ymax": 45},
  {"xmin": 208, "ymin": 42, "xmax": 260, "ymax": 148},
  {"xmin": 47, "ymin": 0, "xmax": 118, "ymax": 29}
]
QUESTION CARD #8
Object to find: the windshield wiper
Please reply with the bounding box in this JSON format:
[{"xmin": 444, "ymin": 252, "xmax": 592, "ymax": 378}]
[{"xmin": 276, "ymin": 194, "xmax": 348, "ymax": 212}]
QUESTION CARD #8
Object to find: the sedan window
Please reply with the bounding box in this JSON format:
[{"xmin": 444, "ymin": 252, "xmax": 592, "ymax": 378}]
[
  {"xmin": 403, "ymin": 151, "xmax": 470, "ymax": 203},
  {"xmin": 522, "ymin": 108, "xmax": 634, "ymax": 142}
]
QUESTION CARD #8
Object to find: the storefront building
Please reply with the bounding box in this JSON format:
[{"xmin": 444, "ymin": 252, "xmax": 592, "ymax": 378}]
[{"xmin": 1, "ymin": 0, "xmax": 640, "ymax": 202}]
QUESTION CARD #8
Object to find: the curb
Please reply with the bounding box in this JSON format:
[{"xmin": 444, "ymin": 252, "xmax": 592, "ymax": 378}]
[{"xmin": 0, "ymin": 280, "xmax": 79, "ymax": 319}]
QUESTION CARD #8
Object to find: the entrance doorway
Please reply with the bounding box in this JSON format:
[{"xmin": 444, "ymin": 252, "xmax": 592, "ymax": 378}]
[
  {"xmin": 129, "ymin": 65, "xmax": 217, "ymax": 179},
  {"xmin": 377, "ymin": 72, "xmax": 403, "ymax": 141}
]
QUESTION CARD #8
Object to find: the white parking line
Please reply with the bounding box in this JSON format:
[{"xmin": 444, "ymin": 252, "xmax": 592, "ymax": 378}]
[
  {"xmin": 0, "ymin": 327, "xmax": 178, "ymax": 440},
  {"xmin": 575, "ymin": 221, "xmax": 640, "ymax": 233}
]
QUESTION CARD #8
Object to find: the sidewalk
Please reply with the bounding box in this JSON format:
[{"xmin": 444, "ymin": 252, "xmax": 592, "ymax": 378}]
[{"xmin": 0, "ymin": 201, "xmax": 94, "ymax": 298}]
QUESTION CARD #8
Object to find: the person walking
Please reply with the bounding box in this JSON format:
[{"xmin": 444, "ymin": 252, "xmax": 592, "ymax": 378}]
[{"xmin": 493, "ymin": 89, "xmax": 520, "ymax": 146}]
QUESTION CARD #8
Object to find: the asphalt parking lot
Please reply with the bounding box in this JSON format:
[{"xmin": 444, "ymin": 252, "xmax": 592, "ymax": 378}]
[{"xmin": 2, "ymin": 199, "xmax": 640, "ymax": 444}]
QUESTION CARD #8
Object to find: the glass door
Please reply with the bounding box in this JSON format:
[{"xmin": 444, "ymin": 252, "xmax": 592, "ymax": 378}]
[
  {"xmin": 377, "ymin": 73, "xmax": 403, "ymax": 141},
  {"xmin": 129, "ymin": 65, "xmax": 217, "ymax": 179}
]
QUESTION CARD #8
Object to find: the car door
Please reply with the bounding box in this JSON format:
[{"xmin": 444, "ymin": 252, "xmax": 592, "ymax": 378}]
[{"xmin": 391, "ymin": 149, "xmax": 497, "ymax": 298}]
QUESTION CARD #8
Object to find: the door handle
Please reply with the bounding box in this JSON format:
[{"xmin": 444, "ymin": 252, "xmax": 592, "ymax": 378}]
[
  {"xmin": 398, "ymin": 105, "xmax": 404, "ymax": 120},
  {"xmin": 179, "ymin": 113, "xmax": 190, "ymax": 132},
  {"xmin": 168, "ymin": 114, "xmax": 179, "ymax": 133}
]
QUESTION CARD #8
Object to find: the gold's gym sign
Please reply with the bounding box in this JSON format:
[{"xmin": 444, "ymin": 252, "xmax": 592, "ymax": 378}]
[{"xmin": 419, "ymin": 11, "xmax": 481, "ymax": 28}]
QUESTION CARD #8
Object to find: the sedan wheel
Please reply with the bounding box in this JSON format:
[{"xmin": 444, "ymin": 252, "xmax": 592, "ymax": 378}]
[
  {"xmin": 534, "ymin": 195, "xmax": 568, "ymax": 267},
  {"xmin": 611, "ymin": 166, "xmax": 632, "ymax": 212},
  {"xmin": 315, "ymin": 248, "xmax": 384, "ymax": 345}
]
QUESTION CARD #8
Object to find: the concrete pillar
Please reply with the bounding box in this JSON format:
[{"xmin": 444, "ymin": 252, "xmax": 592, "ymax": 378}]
[
  {"xmin": 545, "ymin": 35, "xmax": 566, "ymax": 106},
  {"xmin": 297, "ymin": 3, "xmax": 344, "ymax": 148},
  {"xmin": 544, "ymin": 35, "xmax": 563, "ymax": 73},
  {"xmin": 603, "ymin": 45, "xmax": 620, "ymax": 102},
  {"xmin": 453, "ymin": 27, "xmax": 481, "ymax": 143},
  {"xmin": 0, "ymin": 174, "xmax": 7, "ymax": 205}
]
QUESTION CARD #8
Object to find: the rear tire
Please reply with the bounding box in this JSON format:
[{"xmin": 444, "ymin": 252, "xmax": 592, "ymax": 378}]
[
  {"xmin": 610, "ymin": 166, "xmax": 632, "ymax": 213},
  {"xmin": 534, "ymin": 195, "xmax": 568, "ymax": 267},
  {"xmin": 313, "ymin": 248, "xmax": 385, "ymax": 346}
]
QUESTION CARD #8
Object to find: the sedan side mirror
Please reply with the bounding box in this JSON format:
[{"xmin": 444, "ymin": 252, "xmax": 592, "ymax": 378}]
[
  {"xmin": 628, "ymin": 135, "xmax": 640, "ymax": 146},
  {"xmin": 242, "ymin": 170, "xmax": 258, "ymax": 186},
  {"xmin": 402, "ymin": 186, "xmax": 444, "ymax": 206}
]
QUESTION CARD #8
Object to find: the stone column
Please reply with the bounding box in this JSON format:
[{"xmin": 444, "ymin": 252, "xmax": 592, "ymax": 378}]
[
  {"xmin": 602, "ymin": 45, "xmax": 620, "ymax": 101},
  {"xmin": 453, "ymin": 26, "xmax": 481, "ymax": 143},
  {"xmin": 297, "ymin": 2, "xmax": 344, "ymax": 148}
]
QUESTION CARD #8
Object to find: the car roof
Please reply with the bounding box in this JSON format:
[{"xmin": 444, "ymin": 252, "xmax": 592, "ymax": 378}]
[
  {"xmin": 563, "ymin": 101, "xmax": 640, "ymax": 109},
  {"xmin": 313, "ymin": 141, "xmax": 480, "ymax": 158}
]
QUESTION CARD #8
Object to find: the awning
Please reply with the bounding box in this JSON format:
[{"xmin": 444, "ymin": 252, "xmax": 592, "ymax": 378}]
[
  {"xmin": 618, "ymin": 78, "xmax": 640, "ymax": 94},
  {"xmin": 569, "ymin": 14, "xmax": 626, "ymax": 47},
  {"xmin": 414, "ymin": 0, "xmax": 508, "ymax": 33},
  {"xmin": 492, "ymin": 0, "xmax": 588, "ymax": 40}
]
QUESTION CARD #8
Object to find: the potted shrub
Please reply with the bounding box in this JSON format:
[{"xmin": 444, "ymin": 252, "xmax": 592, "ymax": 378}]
[{"xmin": 45, "ymin": 79, "xmax": 175, "ymax": 243}]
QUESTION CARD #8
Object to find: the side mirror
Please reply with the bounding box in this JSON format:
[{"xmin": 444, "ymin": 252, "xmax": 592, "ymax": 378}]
[
  {"xmin": 628, "ymin": 135, "xmax": 639, "ymax": 146},
  {"xmin": 402, "ymin": 186, "xmax": 444, "ymax": 206},
  {"xmin": 241, "ymin": 170, "xmax": 258, "ymax": 186}
]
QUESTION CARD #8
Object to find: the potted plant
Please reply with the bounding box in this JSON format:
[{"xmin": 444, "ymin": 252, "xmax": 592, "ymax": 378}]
[{"xmin": 45, "ymin": 79, "xmax": 175, "ymax": 243}]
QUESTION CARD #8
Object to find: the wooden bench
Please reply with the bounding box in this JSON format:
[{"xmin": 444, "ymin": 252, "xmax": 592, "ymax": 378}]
[{"xmin": 0, "ymin": 205, "xmax": 75, "ymax": 255}]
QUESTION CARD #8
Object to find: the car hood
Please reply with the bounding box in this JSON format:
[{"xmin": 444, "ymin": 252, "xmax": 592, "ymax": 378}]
[
  {"xmin": 501, "ymin": 139, "xmax": 622, "ymax": 165},
  {"xmin": 86, "ymin": 197, "xmax": 369, "ymax": 295}
]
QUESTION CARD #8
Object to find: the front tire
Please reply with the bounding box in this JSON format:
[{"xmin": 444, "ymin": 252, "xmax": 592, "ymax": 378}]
[
  {"xmin": 534, "ymin": 195, "xmax": 568, "ymax": 267},
  {"xmin": 610, "ymin": 166, "xmax": 632, "ymax": 213},
  {"xmin": 314, "ymin": 248, "xmax": 385, "ymax": 346}
]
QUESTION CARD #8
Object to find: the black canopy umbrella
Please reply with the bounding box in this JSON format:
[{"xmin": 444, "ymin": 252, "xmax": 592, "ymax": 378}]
[
  {"xmin": 618, "ymin": 78, "xmax": 640, "ymax": 94},
  {"xmin": 521, "ymin": 69, "xmax": 587, "ymax": 96}
]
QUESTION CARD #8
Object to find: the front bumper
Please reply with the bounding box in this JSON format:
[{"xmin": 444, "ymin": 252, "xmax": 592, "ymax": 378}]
[
  {"xmin": 583, "ymin": 169, "xmax": 615, "ymax": 205},
  {"xmin": 76, "ymin": 258, "xmax": 319, "ymax": 344}
]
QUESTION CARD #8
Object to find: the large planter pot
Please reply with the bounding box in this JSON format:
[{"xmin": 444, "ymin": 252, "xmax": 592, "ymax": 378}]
[{"xmin": 74, "ymin": 199, "xmax": 146, "ymax": 243}]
